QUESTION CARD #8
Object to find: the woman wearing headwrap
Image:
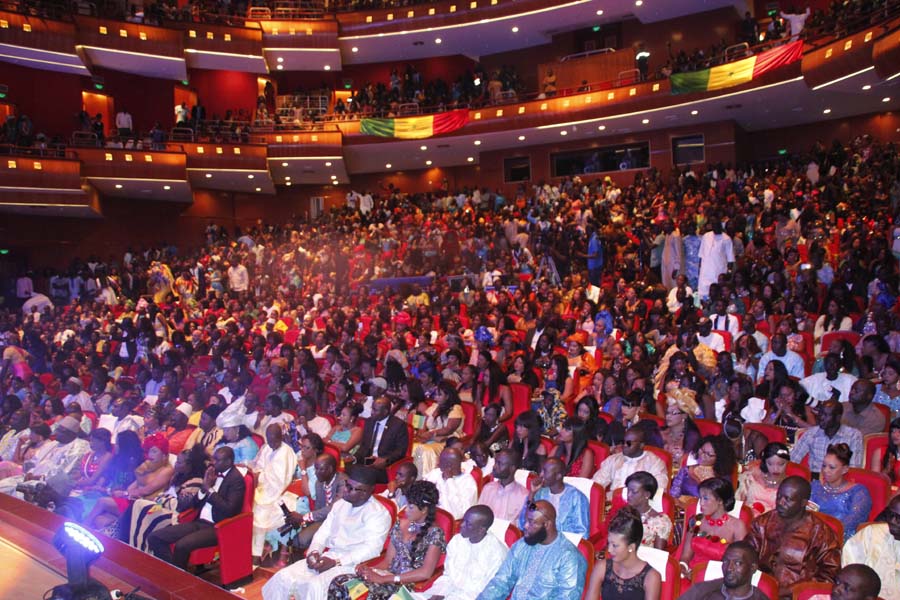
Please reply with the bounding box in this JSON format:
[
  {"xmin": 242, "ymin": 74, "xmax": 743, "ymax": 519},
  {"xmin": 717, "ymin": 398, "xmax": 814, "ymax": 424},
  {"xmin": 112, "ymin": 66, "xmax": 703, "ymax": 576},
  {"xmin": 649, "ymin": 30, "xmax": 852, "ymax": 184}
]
[
  {"xmin": 566, "ymin": 330, "xmax": 597, "ymax": 393},
  {"xmin": 661, "ymin": 385, "xmax": 702, "ymax": 471}
]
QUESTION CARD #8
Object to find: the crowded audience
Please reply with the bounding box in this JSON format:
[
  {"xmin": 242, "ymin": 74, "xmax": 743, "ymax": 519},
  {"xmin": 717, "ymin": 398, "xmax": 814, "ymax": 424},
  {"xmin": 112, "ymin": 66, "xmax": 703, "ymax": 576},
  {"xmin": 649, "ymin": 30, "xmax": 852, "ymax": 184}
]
[{"xmin": 1, "ymin": 131, "xmax": 900, "ymax": 599}]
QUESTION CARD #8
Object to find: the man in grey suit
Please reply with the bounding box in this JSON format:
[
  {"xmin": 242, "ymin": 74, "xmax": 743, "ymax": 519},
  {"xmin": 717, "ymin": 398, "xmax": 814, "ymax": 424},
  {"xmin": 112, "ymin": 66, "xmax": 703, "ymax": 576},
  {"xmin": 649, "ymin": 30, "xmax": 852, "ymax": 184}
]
[{"xmin": 286, "ymin": 453, "xmax": 346, "ymax": 552}]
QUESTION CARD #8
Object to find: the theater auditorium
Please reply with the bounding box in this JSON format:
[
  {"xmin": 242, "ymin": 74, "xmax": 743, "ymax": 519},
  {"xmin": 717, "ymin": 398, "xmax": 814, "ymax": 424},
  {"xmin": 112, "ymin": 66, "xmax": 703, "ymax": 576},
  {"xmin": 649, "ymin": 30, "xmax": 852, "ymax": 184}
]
[{"xmin": 0, "ymin": 0, "xmax": 899, "ymax": 599}]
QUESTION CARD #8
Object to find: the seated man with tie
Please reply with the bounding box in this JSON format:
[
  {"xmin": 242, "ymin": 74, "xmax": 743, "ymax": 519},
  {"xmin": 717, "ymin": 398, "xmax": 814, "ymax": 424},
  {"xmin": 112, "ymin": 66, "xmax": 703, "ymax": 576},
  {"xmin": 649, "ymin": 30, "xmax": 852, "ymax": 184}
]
[
  {"xmin": 148, "ymin": 446, "xmax": 246, "ymax": 569},
  {"xmin": 354, "ymin": 397, "xmax": 409, "ymax": 484}
]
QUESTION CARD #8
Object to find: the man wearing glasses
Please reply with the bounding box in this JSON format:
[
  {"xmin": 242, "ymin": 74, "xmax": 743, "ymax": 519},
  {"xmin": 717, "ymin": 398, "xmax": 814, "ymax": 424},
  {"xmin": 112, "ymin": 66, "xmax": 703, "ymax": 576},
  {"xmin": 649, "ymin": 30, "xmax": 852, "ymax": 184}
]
[
  {"xmin": 593, "ymin": 428, "xmax": 669, "ymax": 499},
  {"xmin": 262, "ymin": 465, "xmax": 391, "ymax": 600},
  {"xmin": 842, "ymin": 494, "xmax": 900, "ymax": 597}
]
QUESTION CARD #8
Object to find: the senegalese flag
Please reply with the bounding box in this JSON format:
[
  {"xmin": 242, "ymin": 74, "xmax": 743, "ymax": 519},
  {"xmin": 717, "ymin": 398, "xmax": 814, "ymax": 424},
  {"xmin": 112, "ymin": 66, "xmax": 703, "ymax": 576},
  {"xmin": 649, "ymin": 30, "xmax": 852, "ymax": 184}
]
[
  {"xmin": 360, "ymin": 109, "xmax": 469, "ymax": 139},
  {"xmin": 410, "ymin": 413, "xmax": 427, "ymax": 430},
  {"xmin": 344, "ymin": 578, "xmax": 369, "ymax": 600},
  {"xmin": 670, "ymin": 40, "xmax": 802, "ymax": 95},
  {"xmin": 389, "ymin": 585, "xmax": 415, "ymax": 600}
]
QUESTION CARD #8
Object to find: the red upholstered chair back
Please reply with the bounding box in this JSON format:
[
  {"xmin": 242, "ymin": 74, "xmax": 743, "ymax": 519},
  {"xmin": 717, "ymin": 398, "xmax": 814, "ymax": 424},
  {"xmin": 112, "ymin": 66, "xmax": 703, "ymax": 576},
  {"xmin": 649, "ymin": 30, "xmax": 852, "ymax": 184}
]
[
  {"xmin": 845, "ymin": 468, "xmax": 891, "ymax": 520},
  {"xmin": 785, "ymin": 461, "xmax": 811, "ymax": 480},
  {"xmin": 241, "ymin": 472, "xmax": 254, "ymax": 512},
  {"xmin": 508, "ymin": 383, "xmax": 533, "ymax": 437},
  {"xmin": 587, "ymin": 440, "xmax": 610, "ymax": 475},
  {"xmin": 744, "ymin": 423, "xmax": 788, "ymax": 445},
  {"xmin": 323, "ymin": 442, "xmax": 342, "ymax": 468},
  {"xmin": 691, "ymin": 561, "xmax": 779, "ymax": 600},
  {"xmin": 694, "ymin": 419, "xmax": 723, "ymax": 437},
  {"xmin": 577, "ymin": 538, "xmax": 595, "ymax": 600},
  {"xmin": 792, "ymin": 582, "xmax": 833, "ymax": 600},
  {"xmin": 863, "ymin": 433, "xmax": 889, "ymax": 470},
  {"xmin": 872, "ymin": 403, "xmax": 892, "ymax": 431},
  {"xmin": 460, "ymin": 401, "xmax": 480, "ymax": 437},
  {"xmin": 644, "ymin": 445, "xmax": 674, "ymax": 475},
  {"xmin": 815, "ymin": 511, "xmax": 844, "ymax": 542},
  {"xmin": 819, "ymin": 331, "xmax": 860, "ymax": 357}
]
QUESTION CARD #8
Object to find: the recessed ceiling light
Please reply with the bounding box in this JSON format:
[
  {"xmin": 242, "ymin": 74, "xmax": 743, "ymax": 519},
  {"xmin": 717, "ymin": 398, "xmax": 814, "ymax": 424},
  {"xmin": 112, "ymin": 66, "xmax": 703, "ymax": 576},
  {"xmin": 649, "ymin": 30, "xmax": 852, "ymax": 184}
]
[
  {"xmin": 883, "ymin": 97, "xmax": 891, "ymax": 102},
  {"xmin": 276, "ymin": 65, "xmax": 283, "ymax": 70},
  {"xmin": 511, "ymin": 26, "xmax": 518, "ymax": 33},
  {"xmin": 331, "ymin": 174, "xmax": 337, "ymax": 179},
  {"xmin": 823, "ymin": 108, "xmax": 832, "ymax": 114},
  {"xmin": 385, "ymin": 163, "xmax": 392, "ymax": 169},
  {"xmin": 248, "ymin": 174, "xmax": 254, "ymax": 179},
  {"xmin": 332, "ymin": 180, "xmax": 338, "ymax": 185},
  {"xmin": 282, "ymin": 162, "xmax": 288, "ymax": 167},
  {"xmin": 276, "ymin": 57, "xmax": 283, "ymax": 63},
  {"xmin": 474, "ymin": 140, "xmax": 481, "ymax": 145},
  {"xmin": 635, "ymin": 0, "xmax": 643, "ymax": 5},
  {"xmin": 597, "ymin": 125, "xmax": 606, "ymax": 131},
  {"xmin": 163, "ymin": 185, "xmax": 171, "ymax": 190},
  {"xmin": 205, "ymin": 173, "xmax": 212, "ymax": 178},
  {"xmin": 286, "ymin": 181, "xmax": 292, "ymax": 186},
  {"xmin": 420, "ymin": 145, "xmax": 427, "ymax": 150},
  {"xmin": 255, "ymin": 187, "xmax": 261, "ymax": 192},
  {"xmin": 425, "ymin": 160, "xmax": 432, "ymax": 165},
  {"xmin": 435, "ymin": 38, "xmax": 442, "ymax": 44},
  {"xmin": 115, "ymin": 184, "xmax": 122, "ymax": 189},
  {"xmin": 690, "ymin": 110, "xmax": 698, "ymax": 115},
  {"xmin": 467, "ymin": 157, "xmax": 474, "ymax": 162},
  {"xmin": 285, "ymin": 176, "xmax": 291, "ymax": 181},
  {"xmin": 351, "ymin": 46, "xmax": 358, "ymax": 53},
  {"xmin": 596, "ymin": 9, "xmax": 604, "ymax": 15},
  {"xmin": 862, "ymin": 84, "xmax": 871, "ymax": 90},
  {"xmin": 642, "ymin": 118, "xmax": 650, "ymax": 124},
  {"xmin": 324, "ymin": 65, "xmax": 331, "ymax": 71},
  {"xmin": 560, "ymin": 130, "xmax": 567, "ymax": 136},
  {"xmin": 325, "ymin": 161, "xmax": 332, "ymax": 167},
  {"xmin": 518, "ymin": 135, "xmax": 525, "ymax": 141}
]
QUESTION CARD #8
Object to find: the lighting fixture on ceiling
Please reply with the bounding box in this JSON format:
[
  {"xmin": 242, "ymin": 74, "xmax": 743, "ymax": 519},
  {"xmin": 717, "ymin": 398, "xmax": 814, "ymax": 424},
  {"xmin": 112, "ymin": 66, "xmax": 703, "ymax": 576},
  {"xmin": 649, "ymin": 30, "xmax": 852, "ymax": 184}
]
[
  {"xmin": 385, "ymin": 163, "xmax": 392, "ymax": 169},
  {"xmin": 277, "ymin": 57, "xmax": 283, "ymax": 63},
  {"xmin": 205, "ymin": 173, "xmax": 212, "ymax": 178},
  {"xmin": 642, "ymin": 118, "xmax": 650, "ymax": 124},
  {"xmin": 883, "ymin": 97, "xmax": 891, "ymax": 102},
  {"xmin": 862, "ymin": 84, "xmax": 871, "ymax": 90},
  {"xmin": 276, "ymin": 65, "xmax": 283, "ymax": 70},
  {"xmin": 351, "ymin": 47, "xmax": 358, "ymax": 53},
  {"xmin": 467, "ymin": 157, "xmax": 474, "ymax": 162},
  {"xmin": 435, "ymin": 38, "xmax": 442, "ymax": 44},
  {"xmin": 597, "ymin": 125, "xmax": 606, "ymax": 130},
  {"xmin": 420, "ymin": 145, "xmax": 427, "ymax": 150},
  {"xmin": 115, "ymin": 184, "xmax": 122, "ymax": 189},
  {"xmin": 282, "ymin": 162, "xmax": 288, "ymax": 167},
  {"xmin": 248, "ymin": 174, "xmax": 254, "ymax": 179},
  {"xmin": 474, "ymin": 140, "xmax": 481, "ymax": 145},
  {"xmin": 690, "ymin": 110, "xmax": 698, "ymax": 115},
  {"xmin": 560, "ymin": 130, "xmax": 567, "ymax": 135},
  {"xmin": 325, "ymin": 161, "xmax": 332, "ymax": 167},
  {"xmin": 163, "ymin": 185, "xmax": 171, "ymax": 190},
  {"xmin": 823, "ymin": 108, "xmax": 831, "ymax": 114},
  {"xmin": 425, "ymin": 160, "xmax": 432, "ymax": 165},
  {"xmin": 518, "ymin": 135, "xmax": 525, "ymax": 141},
  {"xmin": 255, "ymin": 187, "xmax": 261, "ymax": 192},
  {"xmin": 324, "ymin": 65, "xmax": 331, "ymax": 71},
  {"xmin": 511, "ymin": 26, "xmax": 518, "ymax": 32}
]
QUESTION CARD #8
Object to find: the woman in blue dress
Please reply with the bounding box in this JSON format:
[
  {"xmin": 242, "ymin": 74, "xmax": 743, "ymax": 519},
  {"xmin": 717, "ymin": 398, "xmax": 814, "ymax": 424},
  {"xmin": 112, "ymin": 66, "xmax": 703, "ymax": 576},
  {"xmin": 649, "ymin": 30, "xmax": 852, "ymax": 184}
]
[{"xmin": 810, "ymin": 443, "xmax": 872, "ymax": 542}]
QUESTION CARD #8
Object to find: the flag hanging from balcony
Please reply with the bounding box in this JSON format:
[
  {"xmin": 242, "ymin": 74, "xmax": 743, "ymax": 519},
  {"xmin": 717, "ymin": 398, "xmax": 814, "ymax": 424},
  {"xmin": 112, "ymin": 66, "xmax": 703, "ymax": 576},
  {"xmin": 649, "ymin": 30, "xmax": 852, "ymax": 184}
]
[
  {"xmin": 360, "ymin": 109, "xmax": 469, "ymax": 139},
  {"xmin": 670, "ymin": 40, "xmax": 803, "ymax": 95}
]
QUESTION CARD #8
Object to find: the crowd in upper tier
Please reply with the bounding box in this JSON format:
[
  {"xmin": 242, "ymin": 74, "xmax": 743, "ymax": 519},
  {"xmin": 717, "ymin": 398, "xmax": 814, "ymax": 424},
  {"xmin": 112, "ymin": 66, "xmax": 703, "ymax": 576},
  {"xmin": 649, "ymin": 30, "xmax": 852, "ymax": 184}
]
[{"xmin": 2, "ymin": 132, "xmax": 900, "ymax": 599}]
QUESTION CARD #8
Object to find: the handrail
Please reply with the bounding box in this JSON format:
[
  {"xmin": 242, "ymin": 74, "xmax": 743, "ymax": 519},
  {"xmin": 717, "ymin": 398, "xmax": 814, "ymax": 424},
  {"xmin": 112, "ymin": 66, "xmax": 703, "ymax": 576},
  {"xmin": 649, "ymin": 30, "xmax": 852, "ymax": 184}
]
[{"xmin": 560, "ymin": 47, "xmax": 616, "ymax": 62}]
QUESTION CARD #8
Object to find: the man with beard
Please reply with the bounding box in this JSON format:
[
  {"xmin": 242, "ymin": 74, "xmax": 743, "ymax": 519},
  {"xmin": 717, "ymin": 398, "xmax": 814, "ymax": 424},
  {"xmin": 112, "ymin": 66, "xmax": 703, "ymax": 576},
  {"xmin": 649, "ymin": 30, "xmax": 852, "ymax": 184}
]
[
  {"xmin": 841, "ymin": 494, "xmax": 900, "ymax": 597},
  {"xmin": 477, "ymin": 500, "xmax": 586, "ymax": 600},
  {"xmin": 678, "ymin": 541, "xmax": 769, "ymax": 600}
]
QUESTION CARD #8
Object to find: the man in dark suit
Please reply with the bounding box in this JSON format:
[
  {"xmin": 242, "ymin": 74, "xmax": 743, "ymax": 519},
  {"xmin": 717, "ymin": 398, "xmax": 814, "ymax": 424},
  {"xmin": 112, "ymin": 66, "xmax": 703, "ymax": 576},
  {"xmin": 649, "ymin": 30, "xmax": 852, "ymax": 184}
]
[
  {"xmin": 355, "ymin": 396, "xmax": 409, "ymax": 484},
  {"xmin": 148, "ymin": 446, "xmax": 245, "ymax": 569},
  {"xmin": 286, "ymin": 453, "xmax": 347, "ymax": 551}
]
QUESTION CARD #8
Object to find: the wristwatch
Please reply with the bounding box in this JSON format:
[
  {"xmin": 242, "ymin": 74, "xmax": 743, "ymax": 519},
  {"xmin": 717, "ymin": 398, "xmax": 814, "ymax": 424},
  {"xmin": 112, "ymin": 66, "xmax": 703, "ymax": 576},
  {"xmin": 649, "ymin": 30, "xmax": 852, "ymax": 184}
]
[{"xmin": 394, "ymin": 575, "xmax": 401, "ymax": 585}]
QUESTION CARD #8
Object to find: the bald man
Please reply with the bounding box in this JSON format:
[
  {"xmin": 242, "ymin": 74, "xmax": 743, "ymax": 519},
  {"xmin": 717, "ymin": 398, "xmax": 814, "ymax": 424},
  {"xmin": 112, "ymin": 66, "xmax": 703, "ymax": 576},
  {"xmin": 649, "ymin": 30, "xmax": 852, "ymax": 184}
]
[
  {"xmin": 478, "ymin": 500, "xmax": 587, "ymax": 600},
  {"xmin": 519, "ymin": 457, "xmax": 589, "ymax": 539},
  {"xmin": 831, "ymin": 565, "xmax": 882, "ymax": 600},
  {"xmin": 422, "ymin": 505, "xmax": 508, "ymax": 600},
  {"xmin": 748, "ymin": 476, "xmax": 842, "ymax": 598},
  {"xmin": 287, "ymin": 453, "xmax": 347, "ymax": 553},
  {"xmin": 250, "ymin": 423, "xmax": 297, "ymax": 562},
  {"xmin": 424, "ymin": 447, "xmax": 478, "ymax": 519}
]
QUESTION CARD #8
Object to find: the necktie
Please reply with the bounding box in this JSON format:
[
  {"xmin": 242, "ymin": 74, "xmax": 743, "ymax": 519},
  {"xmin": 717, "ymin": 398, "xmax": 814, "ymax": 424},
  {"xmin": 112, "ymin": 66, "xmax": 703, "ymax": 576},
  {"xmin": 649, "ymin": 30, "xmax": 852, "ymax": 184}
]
[{"xmin": 372, "ymin": 422, "xmax": 382, "ymax": 456}]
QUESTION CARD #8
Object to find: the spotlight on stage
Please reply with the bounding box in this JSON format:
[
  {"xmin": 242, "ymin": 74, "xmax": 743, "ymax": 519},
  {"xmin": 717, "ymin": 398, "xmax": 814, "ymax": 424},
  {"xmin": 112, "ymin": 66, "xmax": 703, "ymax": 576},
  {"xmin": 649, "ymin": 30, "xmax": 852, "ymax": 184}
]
[{"xmin": 47, "ymin": 522, "xmax": 112, "ymax": 600}]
